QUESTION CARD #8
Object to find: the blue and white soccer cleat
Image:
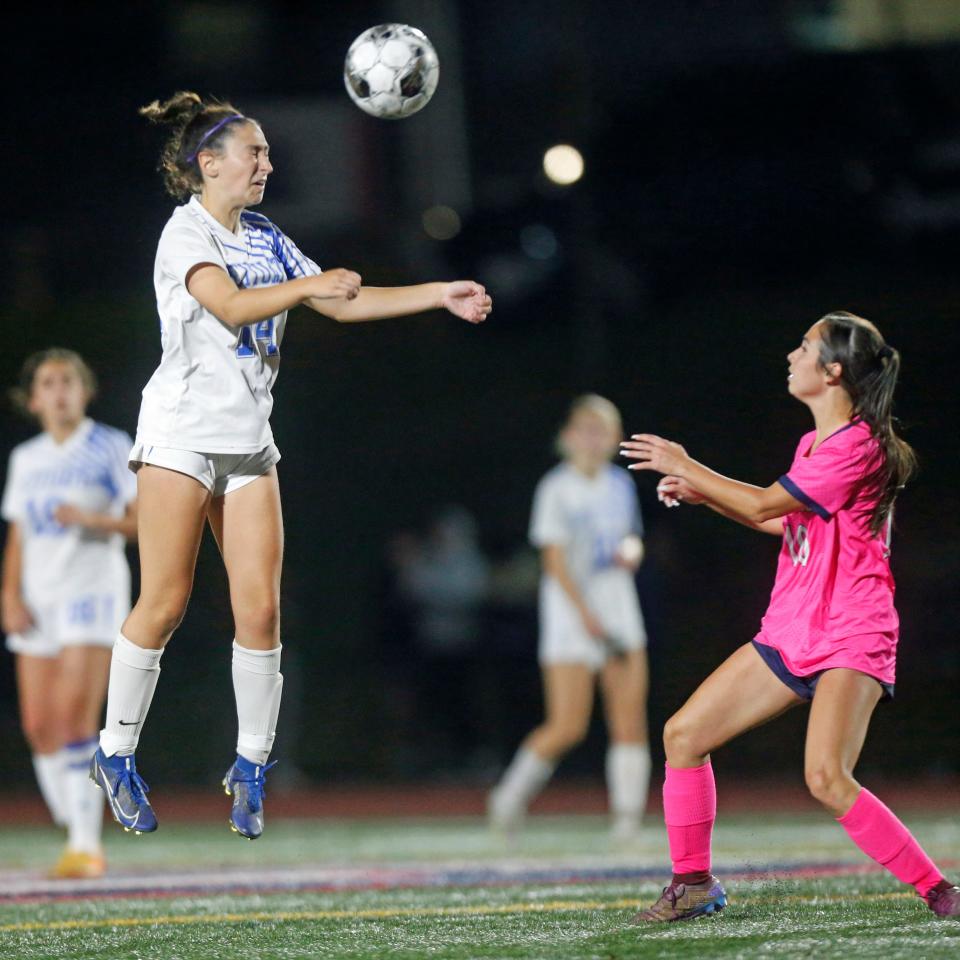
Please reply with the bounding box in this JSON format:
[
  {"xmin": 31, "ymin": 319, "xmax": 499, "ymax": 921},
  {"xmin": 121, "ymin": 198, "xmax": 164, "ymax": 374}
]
[
  {"xmin": 89, "ymin": 748, "xmax": 158, "ymax": 834},
  {"xmin": 222, "ymin": 756, "xmax": 276, "ymax": 840}
]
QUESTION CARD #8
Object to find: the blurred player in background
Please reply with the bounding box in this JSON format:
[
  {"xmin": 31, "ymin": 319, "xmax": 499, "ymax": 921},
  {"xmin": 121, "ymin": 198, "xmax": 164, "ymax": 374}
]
[
  {"xmin": 2, "ymin": 349, "xmax": 136, "ymax": 878},
  {"xmin": 89, "ymin": 92, "xmax": 491, "ymax": 840},
  {"xmin": 621, "ymin": 311, "xmax": 959, "ymax": 921},
  {"xmin": 390, "ymin": 506, "xmax": 491, "ymax": 773},
  {"xmin": 489, "ymin": 395, "xmax": 650, "ymax": 842}
]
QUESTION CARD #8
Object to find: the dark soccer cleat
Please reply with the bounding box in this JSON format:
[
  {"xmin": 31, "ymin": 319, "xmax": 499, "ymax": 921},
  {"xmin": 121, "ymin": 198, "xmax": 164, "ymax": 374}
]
[
  {"xmin": 631, "ymin": 876, "xmax": 728, "ymax": 923},
  {"xmin": 89, "ymin": 748, "xmax": 157, "ymax": 834},
  {"xmin": 926, "ymin": 881, "xmax": 960, "ymax": 919},
  {"xmin": 223, "ymin": 756, "xmax": 276, "ymax": 840}
]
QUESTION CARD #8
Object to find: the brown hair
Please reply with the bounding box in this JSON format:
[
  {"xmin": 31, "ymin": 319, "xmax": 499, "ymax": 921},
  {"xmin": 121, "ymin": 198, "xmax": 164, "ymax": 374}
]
[
  {"xmin": 816, "ymin": 311, "xmax": 917, "ymax": 535},
  {"xmin": 10, "ymin": 348, "xmax": 98, "ymax": 419},
  {"xmin": 139, "ymin": 91, "xmax": 252, "ymax": 199}
]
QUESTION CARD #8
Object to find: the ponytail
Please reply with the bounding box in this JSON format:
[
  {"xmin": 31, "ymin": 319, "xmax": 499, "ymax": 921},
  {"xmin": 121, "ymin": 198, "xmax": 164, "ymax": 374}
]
[
  {"xmin": 817, "ymin": 311, "xmax": 917, "ymax": 535},
  {"xmin": 139, "ymin": 91, "xmax": 250, "ymax": 199}
]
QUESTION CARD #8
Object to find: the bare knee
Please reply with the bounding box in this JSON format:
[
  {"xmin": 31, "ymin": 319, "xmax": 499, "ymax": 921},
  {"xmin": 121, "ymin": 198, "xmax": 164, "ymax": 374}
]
[
  {"xmin": 554, "ymin": 723, "xmax": 588, "ymax": 754},
  {"xmin": 133, "ymin": 588, "xmax": 192, "ymax": 640},
  {"xmin": 54, "ymin": 689, "xmax": 98, "ymax": 743},
  {"xmin": 533, "ymin": 721, "xmax": 589, "ymax": 759},
  {"xmin": 21, "ymin": 711, "xmax": 59, "ymax": 754},
  {"xmin": 233, "ymin": 596, "xmax": 280, "ymax": 645},
  {"xmin": 805, "ymin": 764, "xmax": 858, "ymax": 815},
  {"xmin": 663, "ymin": 711, "xmax": 709, "ymax": 766}
]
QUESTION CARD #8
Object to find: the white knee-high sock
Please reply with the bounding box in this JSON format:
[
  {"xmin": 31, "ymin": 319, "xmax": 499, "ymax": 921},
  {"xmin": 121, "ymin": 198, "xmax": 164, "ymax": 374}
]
[
  {"xmin": 99, "ymin": 634, "xmax": 164, "ymax": 757},
  {"xmin": 232, "ymin": 641, "xmax": 283, "ymax": 766},
  {"xmin": 606, "ymin": 742, "xmax": 651, "ymax": 824},
  {"xmin": 490, "ymin": 747, "xmax": 556, "ymax": 819},
  {"xmin": 64, "ymin": 737, "xmax": 104, "ymax": 854},
  {"xmin": 32, "ymin": 750, "xmax": 69, "ymax": 826}
]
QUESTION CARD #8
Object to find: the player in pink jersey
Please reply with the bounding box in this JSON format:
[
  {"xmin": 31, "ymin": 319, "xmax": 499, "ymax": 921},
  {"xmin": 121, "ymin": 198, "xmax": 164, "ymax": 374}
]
[{"xmin": 619, "ymin": 311, "xmax": 959, "ymax": 922}]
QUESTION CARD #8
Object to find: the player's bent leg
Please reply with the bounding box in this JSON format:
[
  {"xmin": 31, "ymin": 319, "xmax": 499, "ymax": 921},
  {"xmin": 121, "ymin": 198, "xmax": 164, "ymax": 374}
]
[
  {"xmin": 488, "ymin": 663, "xmax": 594, "ymax": 833},
  {"xmin": 634, "ymin": 643, "xmax": 803, "ymax": 925},
  {"xmin": 94, "ymin": 466, "xmax": 209, "ymax": 836},
  {"xmin": 600, "ymin": 650, "xmax": 651, "ymax": 841},
  {"xmin": 664, "ymin": 643, "xmax": 804, "ymax": 768},
  {"xmin": 57, "ymin": 646, "xmax": 111, "ymax": 743},
  {"xmin": 807, "ymin": 669, "xmax": 957, "ymax": 915},
  {"xmin": 16, "ymin": 654, "xmax": 104, "ymax": 877},
  {"xmin": 16, "ymin": 654, "xmax": 69, "ymax": 827},
  {"xmin": 527, "ymin": 662, "xmax": 596, "ymax": 759},
  {"xmin": 16, "ymin": 653, "xmax": 61, "ymax": 755},
  {"xmin": 211, "ymin": 469, "xmax": 283, "ymax": 837},
  {"xmin": 601, "ymin": 649, "xmax": 649, "ymax": 743},
  {"xmin": 804, "ymin": 668, "xmax": 881, "ymax": 816},
  {"xmin": 209, "ymin": 468, "xmax": 283, "ymax": 651},
  {"xmin": 123, "ymin": 465, "xmax": 211, "ymax": 648},
  {"xmin": 52, "ymin": 646, "xmax": 111, "ymax": 875}
]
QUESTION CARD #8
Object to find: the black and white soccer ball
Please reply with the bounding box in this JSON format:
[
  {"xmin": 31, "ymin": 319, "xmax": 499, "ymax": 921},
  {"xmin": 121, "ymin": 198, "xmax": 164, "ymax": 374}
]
[{"xmin": 343, "ymin": 24, "xmax": 439, "ymax": 119}]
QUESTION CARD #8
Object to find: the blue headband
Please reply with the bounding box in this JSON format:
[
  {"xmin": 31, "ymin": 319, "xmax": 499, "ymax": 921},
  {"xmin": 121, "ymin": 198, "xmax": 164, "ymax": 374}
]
[{"xmin": 186, "ymin": 114, "xmax": 246, "ymax": 163}]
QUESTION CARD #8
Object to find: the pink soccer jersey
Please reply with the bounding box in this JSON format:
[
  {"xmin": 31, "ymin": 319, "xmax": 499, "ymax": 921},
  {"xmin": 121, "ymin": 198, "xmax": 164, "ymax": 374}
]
[{"xmin": 755, "ymin": 419, "xmax": 899, "ymax": 684}]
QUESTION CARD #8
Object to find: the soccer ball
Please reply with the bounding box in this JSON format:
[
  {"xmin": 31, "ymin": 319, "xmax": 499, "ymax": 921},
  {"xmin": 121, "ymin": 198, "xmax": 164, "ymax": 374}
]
[{"xmin": 343, "ymin": 24, "xmax": 439, "ymax": 119}]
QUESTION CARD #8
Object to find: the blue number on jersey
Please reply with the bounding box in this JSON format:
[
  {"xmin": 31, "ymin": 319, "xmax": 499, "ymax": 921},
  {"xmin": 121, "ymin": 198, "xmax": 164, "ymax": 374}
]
[
  {"xmin": 25, "ymin": 498, "xmax": 65, "ymax": 536},
  {"xmin": 68, "ymin": 596, "xmax": 97, "ymax": 626},
  {"xmin": 237, "ymin": 319, "xmax": 279, "ymax": 358}
]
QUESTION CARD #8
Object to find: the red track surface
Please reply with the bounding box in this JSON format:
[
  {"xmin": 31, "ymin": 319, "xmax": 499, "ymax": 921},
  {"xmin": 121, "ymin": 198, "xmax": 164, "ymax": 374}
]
[{"xmin": 1, "ymin": 776, "xmax": 958, "ymax": 824}]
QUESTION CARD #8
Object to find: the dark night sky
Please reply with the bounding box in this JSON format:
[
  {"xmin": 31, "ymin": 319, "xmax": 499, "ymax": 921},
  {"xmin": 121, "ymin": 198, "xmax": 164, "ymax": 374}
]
[{"xmin": 1, "ymin": 2, "xmax": 958, "ymax": 782}]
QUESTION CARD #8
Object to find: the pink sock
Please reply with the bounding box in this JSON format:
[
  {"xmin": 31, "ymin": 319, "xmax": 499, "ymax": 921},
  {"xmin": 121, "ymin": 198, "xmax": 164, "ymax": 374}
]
[
  {"xmin": 663, "ymin": 761, "xmax": 716, "ymax": 875},
  {"xmin": 837, "ymin": 789, "xmax": 944, "ymax": 897}
]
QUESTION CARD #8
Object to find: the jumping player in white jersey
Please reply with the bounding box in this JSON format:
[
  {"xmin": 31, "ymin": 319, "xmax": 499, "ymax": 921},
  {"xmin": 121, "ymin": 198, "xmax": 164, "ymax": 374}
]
[
  {"xmin": 489, "ymin": 395, "xmax": 651, "ymax": 842},
  {"xmin": 88, "ymin": 92, "xmax": 491, "ymax": 840},
  {"xmin": 2, "ymin": 349, "xmax": 137, "ymax": 877}
]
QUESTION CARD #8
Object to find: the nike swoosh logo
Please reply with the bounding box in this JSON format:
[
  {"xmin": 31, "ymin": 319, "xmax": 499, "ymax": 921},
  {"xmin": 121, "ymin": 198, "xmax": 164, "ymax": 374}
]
[
  {"xmin": 118, "ymin": 720, "xmax": 140, "ymax": 726},
  {"xmin": 96, "ymin": 761, "xmax": 139, "ymax": 828}
]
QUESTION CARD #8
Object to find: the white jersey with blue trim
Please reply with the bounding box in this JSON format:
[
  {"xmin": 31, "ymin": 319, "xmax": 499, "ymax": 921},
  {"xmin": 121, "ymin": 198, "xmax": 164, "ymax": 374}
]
[
  {"xmin": 529, "ymin": 462, "xmax": 646, "ymax": 662},
  {"xmin": 530, "ymin": 462, "xmax": 643, "ymax": 588},
  {"xmin": 137, "ymin": 195, "xmax": 322, "ymax": 453},
  {"xmin": 1, "ymin": 419, "xmax": 135, "ymax": 605}
]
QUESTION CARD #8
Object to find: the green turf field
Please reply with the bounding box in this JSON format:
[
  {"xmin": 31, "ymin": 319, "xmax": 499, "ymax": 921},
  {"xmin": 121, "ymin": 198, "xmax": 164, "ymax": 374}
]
[{"xmin": 1, "ymin": 813, "xmax": 957, "ymax": 959}]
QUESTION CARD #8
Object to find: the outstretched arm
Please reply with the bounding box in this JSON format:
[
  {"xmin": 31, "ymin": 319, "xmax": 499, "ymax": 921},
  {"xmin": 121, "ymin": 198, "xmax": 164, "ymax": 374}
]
[
  {"xmin": 307, "ymin": 280, "xmax": 491, "ymax": 325},
  {"xmin": 656, "ymin": 476, "xmax": 784, "ymax": 535},
  {"xmin": 186, "ymin": 263, "xmax": 362, "ymax": 329},
  {"xmin": 705, "ymin": 502, "xmax": 785, "ymax": 535},
  {"xmin": 622, "ymin": 435, "xmax": 801, "ymax": 526}
]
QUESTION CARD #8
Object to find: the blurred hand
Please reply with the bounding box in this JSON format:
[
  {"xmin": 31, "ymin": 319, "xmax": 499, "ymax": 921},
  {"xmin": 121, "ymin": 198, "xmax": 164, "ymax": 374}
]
[
  {"xmin": 310, "ymin": 268, "xmax": 362, "ymax": 301},
  {"xmin": 657, "ymin": 476, "xmax": 706, "ymax": 508},
  {"xmin": 53, "ymin": 503, "xmax": 92, "ymax": 528},
  {"xmin": 620, "ymin": 434, "xmax": 691, "ymax": 477},
  {"xmin": 1, "ymin": 595, "xmax": 34, "ymax": 634},
  {"xmin": 441, "ymin": 281, "xmax": 492, "ymax": 324},
  {"xmin": 580, "ymin": 606, "xmax": 606, "ymax": 642}
]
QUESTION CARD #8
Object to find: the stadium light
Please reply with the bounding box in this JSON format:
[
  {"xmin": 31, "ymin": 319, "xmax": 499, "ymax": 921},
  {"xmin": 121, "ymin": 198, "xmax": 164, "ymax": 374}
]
[{"xmin": 542, "ymin": 144, "xmax": 584, "ymax": 186}]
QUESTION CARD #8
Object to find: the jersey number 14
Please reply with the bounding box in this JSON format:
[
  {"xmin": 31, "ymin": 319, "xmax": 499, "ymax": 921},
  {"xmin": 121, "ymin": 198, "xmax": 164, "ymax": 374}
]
[{"xmin": 236, "ymin": 319, "xmax": 279, "ymax": 358}]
